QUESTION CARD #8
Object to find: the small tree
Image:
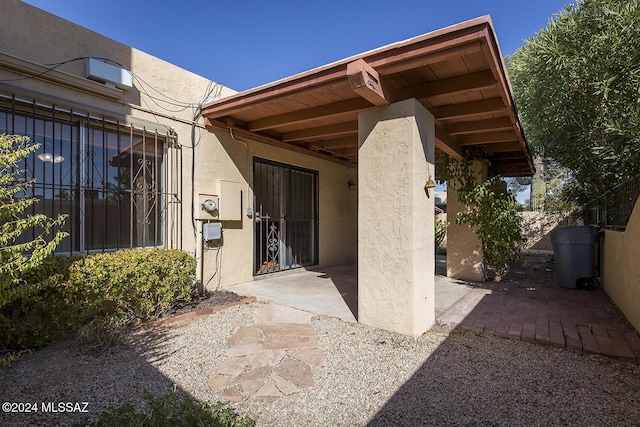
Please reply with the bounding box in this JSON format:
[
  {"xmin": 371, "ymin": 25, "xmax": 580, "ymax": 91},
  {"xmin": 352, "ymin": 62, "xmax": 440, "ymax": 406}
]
[
  {"xmin": 0, "ymin": 134, "xmax": 68, "ymax": 313},
  {"xmin": 509, "ymin": 0, "xmax": 640, "ymax": 206},
  {"xmin": 442, "ymin": 158, "xmax": 525, "ymax": 281}
]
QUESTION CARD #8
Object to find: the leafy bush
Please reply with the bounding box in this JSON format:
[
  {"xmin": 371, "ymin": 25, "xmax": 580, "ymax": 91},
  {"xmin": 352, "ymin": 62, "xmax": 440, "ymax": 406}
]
[
  {"xmin": 441, "ymin": 157, "xmax": 525, "ymax": 280},
  {"xmin": 1, "ymin": 133, "xmax": 68, "ymax": 356},
  {"xmin": 1, "ymin": 249, "xmax": 196, "ymax": 358},
  {"xmin": 66, "ymin": 249, "xmax": 196, "ymax": 325},
  {"xmin": 74, "ymin": 390, "xmax": 254, "ymax": 427},
  {"xmin": 1, "ymin": 255, "xmax": 83, "ymax": 355}
]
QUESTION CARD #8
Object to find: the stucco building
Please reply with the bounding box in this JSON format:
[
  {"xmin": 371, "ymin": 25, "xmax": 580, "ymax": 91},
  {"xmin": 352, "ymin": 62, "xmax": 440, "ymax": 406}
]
[{"xmin": 1, "ymin": 0, "xmax": 534, "ymax": 337}]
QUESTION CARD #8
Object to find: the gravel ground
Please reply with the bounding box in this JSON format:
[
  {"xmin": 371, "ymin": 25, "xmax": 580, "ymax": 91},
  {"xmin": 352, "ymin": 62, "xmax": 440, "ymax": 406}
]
[{"xmin": 1, "ymin": 300, "xmax": 639, "ymax": 427}]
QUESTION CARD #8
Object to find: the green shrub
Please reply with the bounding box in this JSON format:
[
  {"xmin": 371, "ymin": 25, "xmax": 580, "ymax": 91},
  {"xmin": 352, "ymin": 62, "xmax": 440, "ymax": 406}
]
[
  {"xmin": 74, "ymin": 390, "xmax": 254, "ymax": 427},
  {"xmin": 441, "ymin": 157, "xmax": 525, "ymax": 280},
  {"xmin": 19, "ymin": 254, "xmax": 80, "ymax": 284},
  {"xmin": 0, "ymin": 255, "xmax": 78, "ymax": 354},
  {"xmin": 1, "ymin": 133, "xmax": 68, "ymax": 357},
  {"xmin": 1, "ymin": 249, "xmax": 196, "ymax": 358},
  {"xmin": 67, "ymin": 249, "xmax": 196, "ymax": 325}
]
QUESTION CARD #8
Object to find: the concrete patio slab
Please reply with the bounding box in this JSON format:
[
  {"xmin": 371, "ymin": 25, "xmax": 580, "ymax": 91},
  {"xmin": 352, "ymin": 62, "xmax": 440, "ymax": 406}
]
[
  {"xmin": 232, "ymin": 265, "xmax": 358, "ymax": 322},
  {"xmin": 230, "ymin": 256, "xmax": 474, "ymax": 323}
]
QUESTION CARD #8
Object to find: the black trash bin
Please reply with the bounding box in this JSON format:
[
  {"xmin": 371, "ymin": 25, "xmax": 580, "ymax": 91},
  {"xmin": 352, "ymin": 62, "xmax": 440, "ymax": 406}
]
[{"xmin": 550, "ymin": 226, "xmax": 596, "ymax": 289}]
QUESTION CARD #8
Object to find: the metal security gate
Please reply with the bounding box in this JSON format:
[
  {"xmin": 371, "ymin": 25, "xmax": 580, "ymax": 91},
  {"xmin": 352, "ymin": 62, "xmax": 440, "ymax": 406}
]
[{"xmin": 254, "ymin": 158, "xmax": 318, "ymax": 275}]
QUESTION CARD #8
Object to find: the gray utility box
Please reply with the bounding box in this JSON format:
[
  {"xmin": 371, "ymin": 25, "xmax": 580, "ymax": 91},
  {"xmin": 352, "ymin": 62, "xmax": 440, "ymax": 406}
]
[{"xmin": 550, "ymin": 226, "xmax": 596, "ymax": 289}]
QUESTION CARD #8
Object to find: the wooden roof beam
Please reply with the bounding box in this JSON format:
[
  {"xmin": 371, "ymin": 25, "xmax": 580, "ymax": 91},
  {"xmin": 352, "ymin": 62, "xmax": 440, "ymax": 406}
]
[
  {"xmin": 435, "ymin": 124, "xmax": 463, "ymax": 161},
  {"xmin": 376, "ymin": 39, "xmax": 484, "ymax": 75},
  {"xmin": 313, "ymin": 137, "xmax": 357, "ymax": 150},
  {"xmin": 247, "ymin": 97, "xmax": 371, "ymax": 131},
  {"xmin": 432, "ymin": 97, "xmax": 505, "ymax": 120},
  {"xmin": 281, "ymin": 122, "xmax": 358, "ymax": 142},
  {"xmin": 482, "ymin": 141, "xmax": 521, "ymax": 152},
  {"xmin": 397, "ymin": 70, "xmax": 496, "ymax": 100},
  {"xmin": 458, "ymin": 131, "xmax": 518, "ymax": 145},
  {"xmin": 203, "ymin": 117, "xmax": 356, "ymax": 168},
  {"xmin": 490, "ymin": 151, "xmax": 529, "ymax": 160},
  {"xmin": 447, "ymin": 117, "xmax": 512, "ymax": 135}
]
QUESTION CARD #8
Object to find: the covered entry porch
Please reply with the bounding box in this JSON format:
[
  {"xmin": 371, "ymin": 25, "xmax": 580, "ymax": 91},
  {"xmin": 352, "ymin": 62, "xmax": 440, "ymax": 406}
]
[
  {"xmin": 201, "ymin": 16, "xmax": 533, "ymax": 337},
  {"xmin": 231, "ymin": 256, "xmax": 473, "ymax": 323}
]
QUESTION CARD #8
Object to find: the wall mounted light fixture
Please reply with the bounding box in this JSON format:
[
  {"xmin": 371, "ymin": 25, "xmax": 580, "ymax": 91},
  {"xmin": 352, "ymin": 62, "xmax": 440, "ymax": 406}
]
[
  {"xmin": 425, "ymin": 163, "xmax": 436, "ymax": 192},
  {"xmin": 424, "ymin": 176, "xmax": 436, "ymax": 190},
  {"xmin": 347, "ymin": 168, "xmax": 357, "ymax": 190}
]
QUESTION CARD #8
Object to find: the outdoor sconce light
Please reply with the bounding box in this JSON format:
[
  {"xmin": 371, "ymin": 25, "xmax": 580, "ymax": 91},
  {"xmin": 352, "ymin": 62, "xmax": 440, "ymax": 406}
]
[
  {"xmin": 424, "ymin": 176, "xmax": 436, "ymax": 190},
  {"xmin": 347, "ymin": 168, "xmax": 357, "ymax": 190},
  {"xmin": 37, "ymin": 152, "xmax": 64, "ymax": 163},
  {"xmin": 425, "ymin": 162, "xmax": 436, "ymax": 195}
]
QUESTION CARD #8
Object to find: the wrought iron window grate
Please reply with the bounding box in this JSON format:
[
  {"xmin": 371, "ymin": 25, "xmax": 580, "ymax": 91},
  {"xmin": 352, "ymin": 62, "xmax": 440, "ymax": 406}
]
[{"xmin": 0, "ymin": 93, "xmax": 180, "ymax": 253}]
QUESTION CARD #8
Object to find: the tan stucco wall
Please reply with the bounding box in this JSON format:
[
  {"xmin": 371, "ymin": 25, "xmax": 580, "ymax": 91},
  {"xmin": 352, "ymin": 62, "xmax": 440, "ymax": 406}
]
[
  {"xmin": 1, "ymin": 0, "xmax": 358, "ymax": 290},
  {"xmin": 602, "ymin": 198, "xmax": 640, "ymax": 331},
  {"xmin": 446, "ymin": 161, "xmax": 487, "ymax": 281},
  {"xmin": 357, "ymin": 99, "xmax": 435, "ymax": 337},
  {"xmin": 202, "ymin": 131, "xmax": 358, "ymax": 288}
]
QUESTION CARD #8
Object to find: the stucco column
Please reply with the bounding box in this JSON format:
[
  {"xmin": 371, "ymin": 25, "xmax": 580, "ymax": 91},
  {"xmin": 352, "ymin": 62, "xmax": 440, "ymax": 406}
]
[
  {"xmin": 357, "ymin": 98, "xmax": 435, "ymax": 338},
  {"xmin": 446, "ymin": 160, "xmax": 488, "ymax": 281}
]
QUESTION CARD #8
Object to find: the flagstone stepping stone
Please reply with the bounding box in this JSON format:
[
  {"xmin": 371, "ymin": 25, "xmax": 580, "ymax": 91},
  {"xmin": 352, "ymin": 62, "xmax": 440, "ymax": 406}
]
[
  {"xmin": 288, "ymin": 348, "xmax": 324, "ymax": 367},
  {"xmin": 271, "ymin": 373, "xmax": 299, "ymax": 396},
  {"xmin": 262, "ymin": 334, "xmax": 319, "ymax": 350},
  {"xmin": 254, "ymin": 379, "xmax": 282, "ymax": 398},
  {"xmin": 210, "ymin": 304, "xmax": 324, "ymax": 402},
  {"xmin": 225, "ymin": 342, "xmax": 263, "ymax": 357},
  {"xmin": 239, "ymin": 379, "xmax": 263, "ymax": 395},
  {"xmin": 208, "ymin": 375, "xmax": 234, "ymax": 391},
  {"xmin": 208, "ymin": 356, "xmax": 250, "ymax": 377},
  {"xmin": 260, "ymin": 323, "xmax": 316, "ymax": 336},
  {"xmin": 245, "ymin": 350, "xmax": 286, "ymax": 369},
  {"xmin": 219, "ymin": 386, "xmax": 243, "ymax": 402},
  {"xmin": 274, "ymin": 355, "xmax": 314, "ymax": 388},
  {"xmin": 235, "ymin": 366, "xmax": 272, "ymax": 382},
  {"xmin": 227, "ymin": 325, "xmax": 263, "ymax": 347}
]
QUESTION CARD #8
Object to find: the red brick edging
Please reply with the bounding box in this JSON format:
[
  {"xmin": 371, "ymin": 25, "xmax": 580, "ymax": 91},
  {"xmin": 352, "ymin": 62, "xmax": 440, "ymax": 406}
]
[{"xmin": 131, "ymin": 296, "xmax": 257, "ymax": 333}]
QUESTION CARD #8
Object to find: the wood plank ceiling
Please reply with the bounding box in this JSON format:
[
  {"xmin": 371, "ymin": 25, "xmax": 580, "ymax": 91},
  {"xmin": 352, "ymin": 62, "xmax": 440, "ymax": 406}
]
[{"xmin": 201, "ymin": 16, "xmax": 534, "ymax": 177}]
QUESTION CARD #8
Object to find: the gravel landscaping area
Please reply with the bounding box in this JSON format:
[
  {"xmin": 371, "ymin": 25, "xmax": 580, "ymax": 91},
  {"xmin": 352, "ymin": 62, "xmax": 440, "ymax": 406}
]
[{"xmin": 1, "ymin": 300, "xmax": 639, "ymax": 426}]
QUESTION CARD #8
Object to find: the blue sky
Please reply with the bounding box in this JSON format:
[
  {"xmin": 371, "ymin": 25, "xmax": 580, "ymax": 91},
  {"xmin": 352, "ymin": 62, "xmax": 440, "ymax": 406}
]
[{"xmin": 22, "ymin": 0, "xmax": 571, "ymax": 92}]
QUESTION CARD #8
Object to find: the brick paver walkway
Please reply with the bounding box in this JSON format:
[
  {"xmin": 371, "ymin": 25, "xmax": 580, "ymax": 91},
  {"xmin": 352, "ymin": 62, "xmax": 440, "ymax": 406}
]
[{"xmin": 438, "ymin": 254, "xmax": 640, "ymax": 363}]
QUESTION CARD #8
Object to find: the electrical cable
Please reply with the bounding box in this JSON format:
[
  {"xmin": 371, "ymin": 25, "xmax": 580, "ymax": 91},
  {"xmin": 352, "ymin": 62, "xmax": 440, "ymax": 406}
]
[{"xmin": 0, "ymin": 56, "xmax": 130, "ymax": 82}]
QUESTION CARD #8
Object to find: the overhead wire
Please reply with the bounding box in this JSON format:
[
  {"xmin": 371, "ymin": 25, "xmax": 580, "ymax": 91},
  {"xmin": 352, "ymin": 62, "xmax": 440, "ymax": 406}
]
[{"xmin": 2, "ymin": 53, "xmax": 229, "ymax": 285}]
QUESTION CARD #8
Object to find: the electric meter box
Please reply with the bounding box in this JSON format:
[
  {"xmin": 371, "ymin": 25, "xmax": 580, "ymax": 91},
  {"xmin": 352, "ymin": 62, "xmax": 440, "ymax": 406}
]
[
  {"xmin": 197, "ymin": 194, "xmax": 219, "ymax": 220},
  {"xmin": 203, "ymin": 222, "xmax": 222, "ymax": 241}
]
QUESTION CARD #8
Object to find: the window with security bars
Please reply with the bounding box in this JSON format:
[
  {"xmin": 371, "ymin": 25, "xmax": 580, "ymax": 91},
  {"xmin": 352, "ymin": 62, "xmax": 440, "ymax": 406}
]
[{"xmin": 0, "ymin": 95, "xmax": 168, "ymax": 253}]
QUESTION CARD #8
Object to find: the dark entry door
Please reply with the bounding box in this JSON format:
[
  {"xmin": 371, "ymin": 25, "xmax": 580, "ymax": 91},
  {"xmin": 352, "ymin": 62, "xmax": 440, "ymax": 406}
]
[{"xmin": 254, "ymin": 158, "xmax": 318, "ymax": 275}]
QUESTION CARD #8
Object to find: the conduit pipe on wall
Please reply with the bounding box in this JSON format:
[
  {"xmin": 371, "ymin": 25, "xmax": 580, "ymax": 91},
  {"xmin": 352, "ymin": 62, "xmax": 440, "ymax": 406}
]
[
  {"xmin": 229, "ymin": 127, "xmax": 253, "ymax": 217},
  {"xmin": 195, "ymin": 220, "xmax": 204, "ymax": 294}
]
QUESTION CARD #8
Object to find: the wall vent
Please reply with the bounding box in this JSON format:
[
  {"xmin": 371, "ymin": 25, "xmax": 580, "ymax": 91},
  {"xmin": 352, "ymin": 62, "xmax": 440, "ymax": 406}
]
[{"xmin": 86, "ymin": 58, "xmax": 133, "ymax": 90}]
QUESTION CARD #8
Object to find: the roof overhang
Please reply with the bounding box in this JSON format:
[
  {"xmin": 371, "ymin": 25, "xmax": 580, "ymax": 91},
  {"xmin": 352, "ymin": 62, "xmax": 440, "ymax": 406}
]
[{"xmin": 201, "ymin": 16, "xmax": 534, "ymax": 177}]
